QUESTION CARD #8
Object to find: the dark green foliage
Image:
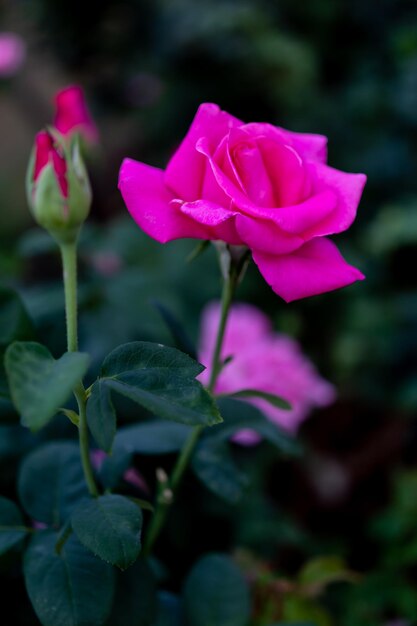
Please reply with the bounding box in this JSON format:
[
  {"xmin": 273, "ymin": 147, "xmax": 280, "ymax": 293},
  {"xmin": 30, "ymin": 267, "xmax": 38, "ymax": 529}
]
[
  {"xmin": 107, "ymin": 559, "xmax": 157, "ymax": 626},
  {"xmin": 86, "ymin": 342, "xmax": 221, "ymax": 451},
  {"xmin": 192, "ymin": 399, "xmax": 301, "ymax": 502},
  {"xmin": 18, "ymin": 442, "xmax": 88, "ymax": 526},
  {"xmin": 0, "ymin": 496, "xmax": 28, "ymax": 556},
  {"xmin": 71, "ymin": 494, "xmax": 143, "ymax": 569},
  {"xmin": 5, "ymin": 342, "xmax": 89, "ymax": 431},
  {"xmin": 24, "ymin": 531, "xmax": 115, "ymax": 626},
  {"xmin": 183, "ymin": 553, "xmax": 251, "ymax": 626}
]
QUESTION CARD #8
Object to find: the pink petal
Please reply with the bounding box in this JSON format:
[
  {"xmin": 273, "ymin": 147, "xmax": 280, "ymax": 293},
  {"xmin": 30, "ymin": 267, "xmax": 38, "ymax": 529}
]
[
  {"xmin": 235, "ymin": 214, "xmax": 304, "ymax": 255},
  {"xmin": 118, "ymin": 159, "xmax": 208, "ymax": 243},
  {"xmin": 165, "ymin": 103, "xmax": 242, "ymax": 200},
  {"xmin": 252, "ymin": 237, "xmax": 365, "ymax": 302},
  {"xmin": 179, "ymin": 200, "xmax": 243, "ymax": 244},
  {"xmin": 230, "ymin": 138, "xmax": 276, "ymax": 207},
  {"xmin": 243, "ymin": 123, "xmax": 328, "ymax": 163},
  {"xmin": 54, "ymin": 85, "xmax": 98, "ymax": 142},
  {"xmin": 305, "ymin": 163, "xmax": 367, "ymax": 237}
]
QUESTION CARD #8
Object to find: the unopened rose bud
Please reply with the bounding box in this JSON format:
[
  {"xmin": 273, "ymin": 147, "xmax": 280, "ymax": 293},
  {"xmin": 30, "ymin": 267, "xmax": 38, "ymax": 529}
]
[
  {"xmin": 26, "ymin": 129, "xmax": 92, "ymax": 243},
  {"xmin": 54, "ymin": 85, "xmax": 98, "ymax": 143}
]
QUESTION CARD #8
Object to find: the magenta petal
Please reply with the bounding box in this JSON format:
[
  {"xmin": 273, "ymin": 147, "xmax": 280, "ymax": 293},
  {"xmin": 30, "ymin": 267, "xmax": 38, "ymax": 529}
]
[
  {"xmin": 118, "ymin": 159, "xmax": 208, "ymax": 243},
  {"xmin": 180, "ymin": 200, "xmax": 243, "ymax": 244},
  {"xmin": 306, "ymin": 163, "xmax": 367, "ymax": 236},
  {"xmin": 236, "ymin": 214, "xmax": 304, "ymax": 255},
  {"xmin": 242, "ymin": 123, "xmax": 328, "ymax": 163},
  {"xmin": 253, "ymin": 238, "xmax": 365, "ymax": 302},
  {"xmin": 165, "ymin": 103, "xmax": 243, "ymax": 200}
]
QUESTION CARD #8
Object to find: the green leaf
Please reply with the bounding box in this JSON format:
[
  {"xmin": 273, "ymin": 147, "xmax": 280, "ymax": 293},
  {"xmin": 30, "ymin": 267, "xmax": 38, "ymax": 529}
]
[
  {"xmin": 0, "ymin": 285, "xmax": 35, "ymax": 347},
  {"xmin": 71, "ymin": 494, "xmax": 142, "ymax": 570},
  {"xmin": 214, "ymin": 399, "xmax": 301, "ymax": 456},
  {"xmin": 154, "ymin": 591, "xmax": 184, "ymax": 626},
  {"xmin": 115, "ymin": 421, "xmax": 192, "ymax": 455},
  {"xmin": 24, "ymin": 531, "xmax": 114, "ymax": 626},
  {"xmin": 101, "ymin": 341, "xmax": 202, "ymax": 379},
  {"xmin": 298, "ymin": 555, "xmax": 357, "ymax": 591},
  {"xmin": 184, "ymin": 554, "xmax": 251, "ymax": 626},
  {"xmin": 192, "ymin": 399, "xmax": 301, "ymax": 502},
  {"xmin": 5, "ymin": 342, "xmax": 90, "ymax": 431},
  {"xmin": 107, "ymin": 558, "xmax": 157, "ymax": 625},
  {"xmin": 87, "ymin": 380, "xmax": 116, "ymax": 453},
  {"xmin": 97, "ymin": 342, "xmax": 221, "ymax": 427},
  {"xmin": 282, "ymin": 595, "xmax": 332, "ymax": 626},
  {"xmin": 0, "ymin": 496, "xmax": 28, "ymax": 555},
  {"xmin": 224, "ymin": 389, "xmax": 291, "ymax": 411},
  {"xmin": 18, "ymin": 442, "xmax": 88, "ymax": 525},
  {"xmin": 192, "ymin": 441, "xmax": 249, "ymax": 504}
]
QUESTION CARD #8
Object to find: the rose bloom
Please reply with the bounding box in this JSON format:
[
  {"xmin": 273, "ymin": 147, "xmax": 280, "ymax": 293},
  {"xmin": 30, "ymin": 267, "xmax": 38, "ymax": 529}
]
[
  {"xmin": 0, "ymin": 32, "xmax": 25, "ymax": 78},
  {"xmin": 198, "ymin": 302, "xmax": 335, "ymax": 442},
  {"xmin": 54, "ymin": 85, "xmax": 98, "ymax": 142},
  {"xmin": 119, "ymin": 103, "xmax": 366, "ymax": 302}
]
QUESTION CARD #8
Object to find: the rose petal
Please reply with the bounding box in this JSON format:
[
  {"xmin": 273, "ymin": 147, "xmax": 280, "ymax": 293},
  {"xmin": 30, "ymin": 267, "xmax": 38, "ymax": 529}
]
[
  {"xmin": 179, "ymin": 200, "xmax": 243, "ymax": 244},
  {"xmin": 165, "ymin": 103, "xmax": 242, "ymax": 200},
  {"xmin": 232, "ymin": 140, "xmax": 276, "ymax": 206},
  {"xmin": 236, "ymin": 214, "xmax": 304, "ymax": 255},
  {"xmin": 243, "ymin": 123, "xmax": 328, "ymax": 163},
  {"xmin": 252, "ymin": 237, "xmax": 365, "ymax": 302},
  {"xmin": 54, "ymin": 85, "xmax": 98, "ymax": 142},
  {"xmin": 258, "ymin": 138, "xmax": 307, "ymax": 206},
  {"xmin": 119, "ymin": 159, "xmax": 208, "ymax": 242},
  {"xmin": 305, "ymin": 163, "xmax": 367, "ymax": 237}
]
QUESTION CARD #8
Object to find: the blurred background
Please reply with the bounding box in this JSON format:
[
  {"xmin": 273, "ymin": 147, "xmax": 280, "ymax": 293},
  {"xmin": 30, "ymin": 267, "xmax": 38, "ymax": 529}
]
[{"xmin": 1, "ymin": 0, "xmax": 417, "ymax": 624}]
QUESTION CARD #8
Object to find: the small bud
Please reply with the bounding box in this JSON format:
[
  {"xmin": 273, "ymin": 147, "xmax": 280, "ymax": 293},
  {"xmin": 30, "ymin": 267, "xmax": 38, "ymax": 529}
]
[
  {"xmin": 26, "ymin": 129, "xmax": 92, "ymax": 244},
  {"xmin": 54, "ymin": 85, "xmax": 98, "ymax": 143}
]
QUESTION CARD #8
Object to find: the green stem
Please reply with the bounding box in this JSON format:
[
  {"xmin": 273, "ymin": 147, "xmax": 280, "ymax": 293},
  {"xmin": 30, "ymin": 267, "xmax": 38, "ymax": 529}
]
[
  {"xmin": 143, "ymin": 265, "xmax": 238, "ymax": 556},
  {"xmin": 60, "ymin": 241, "xmax": 98, "ymax": 498}
]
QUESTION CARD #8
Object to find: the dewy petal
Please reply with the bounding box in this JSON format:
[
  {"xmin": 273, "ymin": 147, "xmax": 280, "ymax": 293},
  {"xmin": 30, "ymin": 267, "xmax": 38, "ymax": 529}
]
[
  {"xmin": 252, "ymin": 237, "xmax": 365, "ymax": 302},
  {"xmin": 165, "ymin": 103, "xmax": 243, "ymax": 200},
  {"xmin": 118, "ymin": 159, "xmax": 208, "ymax": 243},
  {"xmin": 179, "ymin": 200, "xmax": 243, "ymax": 244},
  {"xmin": 242, "ymin": 123, "xmax": 328, "ymax": 163}
]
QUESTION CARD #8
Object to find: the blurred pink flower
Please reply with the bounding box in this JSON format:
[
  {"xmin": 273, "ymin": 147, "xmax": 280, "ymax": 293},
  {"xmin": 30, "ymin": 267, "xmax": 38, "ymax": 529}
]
[
  {"xmin": 0, "ymin": 32, "xmax": 25, "ymax": 78},
  {"xmin": 54, "ymin": 85, "xmax": 98, "ymax": 142},
  {"xmin": 199, "ymin": 302, "xmax": 335, "ymax": 442}
]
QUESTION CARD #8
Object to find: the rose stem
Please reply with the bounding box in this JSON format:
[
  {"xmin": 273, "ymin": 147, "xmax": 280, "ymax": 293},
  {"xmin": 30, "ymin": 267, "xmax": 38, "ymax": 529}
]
[
  {"xmin": 143, "ymin": 257, "xmax": 240, "ymax": 556},
  {"xmin": 60, "ymin": 240, "xmax": 98, "ymax": 497}
]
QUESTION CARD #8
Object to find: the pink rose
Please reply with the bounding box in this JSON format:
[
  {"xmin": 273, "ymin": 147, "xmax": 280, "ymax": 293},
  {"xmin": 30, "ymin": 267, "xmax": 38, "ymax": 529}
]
[
  {"xmin": 54, "ymin": 85, "xmax": 98, "ymax": 142},
  {"xmin": 119, "ymin": 103, "xmax": 366, "ymax": 301},
  {"xmin": 0, "ymin": 32, "xmax": 25, "ymax": 78},
  {"xmin": 198, "ymin": 301, "xmax": 335, "ymax": 443}
]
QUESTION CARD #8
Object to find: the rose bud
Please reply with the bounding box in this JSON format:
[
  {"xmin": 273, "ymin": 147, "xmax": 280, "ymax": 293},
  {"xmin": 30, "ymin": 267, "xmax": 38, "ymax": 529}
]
[
  {"xmin": 53, "ymin": 85, "xmax": 98, "ymax": 143},
  {"xmin": 26, "ymin": 129, "xmax": 92, "ymax": 243}
]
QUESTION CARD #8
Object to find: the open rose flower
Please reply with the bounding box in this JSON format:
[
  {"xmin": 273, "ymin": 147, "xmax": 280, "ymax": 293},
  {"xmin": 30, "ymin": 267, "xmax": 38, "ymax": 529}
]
[
  {"xmin": 54, "ymin": 85, "xmax": 98, "ymax": 142},
  {"xmin": 119, "ymin": 103, "xmax": 366, "ymax": 301},
  {"xmin": 198, "ymin": 302, "xmax": 335, "ymax": 442}
]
